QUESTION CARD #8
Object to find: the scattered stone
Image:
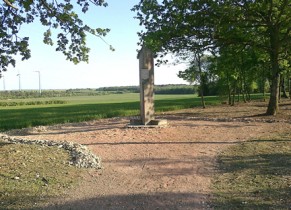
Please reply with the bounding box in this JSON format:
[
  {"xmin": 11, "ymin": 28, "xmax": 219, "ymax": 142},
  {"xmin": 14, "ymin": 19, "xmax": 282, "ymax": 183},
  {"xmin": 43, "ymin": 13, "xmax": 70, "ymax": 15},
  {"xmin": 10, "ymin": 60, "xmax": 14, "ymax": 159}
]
[
  {"xmin": 0, "ymin": 133, "xmax": 101, "ymax": 169},
  {"xmin": 42, "ymin": 177, "xmax": 49, "ymax": 185}
]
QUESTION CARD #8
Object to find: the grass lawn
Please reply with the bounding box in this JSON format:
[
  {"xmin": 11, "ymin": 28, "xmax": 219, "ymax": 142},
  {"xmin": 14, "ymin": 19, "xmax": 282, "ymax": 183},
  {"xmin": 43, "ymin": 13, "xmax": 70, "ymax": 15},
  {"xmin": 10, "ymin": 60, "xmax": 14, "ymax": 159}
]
[
  {"xmin": 212, "ymin": 133, "xmax": 291, "ymax": 209},
  {"xmin": 0, "ymin": 93, "xmax": 221, "ymax": 131}
]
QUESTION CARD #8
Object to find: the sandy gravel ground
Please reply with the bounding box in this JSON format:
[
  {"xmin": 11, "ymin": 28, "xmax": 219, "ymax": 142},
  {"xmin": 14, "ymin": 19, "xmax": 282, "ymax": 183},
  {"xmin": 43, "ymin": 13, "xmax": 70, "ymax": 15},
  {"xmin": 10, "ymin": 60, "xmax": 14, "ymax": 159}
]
[{"xmin": 10, "ymin": 101, "xmax": 291, "ymax": 209}]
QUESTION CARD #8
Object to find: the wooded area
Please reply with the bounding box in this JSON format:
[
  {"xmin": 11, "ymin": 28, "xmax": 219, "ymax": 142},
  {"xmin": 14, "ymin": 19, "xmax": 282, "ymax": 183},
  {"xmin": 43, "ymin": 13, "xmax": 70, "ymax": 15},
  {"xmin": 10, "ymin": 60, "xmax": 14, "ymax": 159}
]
[{"xmin": 132, "ymin": 0, "xmax": 291, "ymax": 115}]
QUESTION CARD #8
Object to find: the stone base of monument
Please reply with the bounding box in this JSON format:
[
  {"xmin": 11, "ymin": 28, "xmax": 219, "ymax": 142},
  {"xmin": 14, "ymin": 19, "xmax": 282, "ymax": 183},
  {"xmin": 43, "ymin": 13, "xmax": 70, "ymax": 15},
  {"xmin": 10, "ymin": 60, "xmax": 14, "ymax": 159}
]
[{"xmin": 128, "ymin": 119, "xmax": 168, "ymax": 128}]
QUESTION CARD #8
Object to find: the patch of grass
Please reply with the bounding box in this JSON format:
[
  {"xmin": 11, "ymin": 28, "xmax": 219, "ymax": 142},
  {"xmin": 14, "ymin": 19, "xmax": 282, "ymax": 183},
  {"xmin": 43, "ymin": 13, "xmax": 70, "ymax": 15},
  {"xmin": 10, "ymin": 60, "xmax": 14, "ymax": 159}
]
[
  {"xmin": 212, "ymin": 134, "xmax": 291, "ymax": 209},
  {"xmin": 0, "ymin": 141, "xmax": 86, "ymax": 209}
]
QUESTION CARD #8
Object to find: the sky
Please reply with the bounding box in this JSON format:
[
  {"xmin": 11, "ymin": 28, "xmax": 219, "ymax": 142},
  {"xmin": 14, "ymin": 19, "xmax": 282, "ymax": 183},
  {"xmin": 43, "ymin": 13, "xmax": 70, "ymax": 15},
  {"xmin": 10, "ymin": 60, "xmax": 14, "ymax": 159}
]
[{"xmin": 1, "ymin": 0, "xmax": 187, "ymax": 91}]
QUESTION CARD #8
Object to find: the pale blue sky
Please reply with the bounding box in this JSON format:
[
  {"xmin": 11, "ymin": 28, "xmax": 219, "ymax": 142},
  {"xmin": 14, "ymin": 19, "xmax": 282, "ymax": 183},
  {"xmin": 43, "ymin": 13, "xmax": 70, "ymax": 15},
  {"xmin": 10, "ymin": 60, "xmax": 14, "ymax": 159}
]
[{"xmin": 2, "ymin": 0, "xmax": 186, "ymax": 91}]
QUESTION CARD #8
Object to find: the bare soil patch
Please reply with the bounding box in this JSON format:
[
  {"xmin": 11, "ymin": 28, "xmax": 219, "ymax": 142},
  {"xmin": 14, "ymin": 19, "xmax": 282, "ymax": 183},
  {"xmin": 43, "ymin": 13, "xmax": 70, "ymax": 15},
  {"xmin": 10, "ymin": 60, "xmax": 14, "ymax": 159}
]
[{"xmin": 8, "ymin": 100, "xmax": 291, "ymax": 209}]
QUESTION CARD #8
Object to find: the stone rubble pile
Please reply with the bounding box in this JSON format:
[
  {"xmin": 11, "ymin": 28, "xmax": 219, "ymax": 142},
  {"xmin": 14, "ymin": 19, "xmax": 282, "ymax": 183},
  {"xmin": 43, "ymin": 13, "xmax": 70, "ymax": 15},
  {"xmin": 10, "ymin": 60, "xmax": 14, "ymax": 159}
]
[{"xmin": 0, "ymin": 134, "xmax": 101, "ymax": 169}]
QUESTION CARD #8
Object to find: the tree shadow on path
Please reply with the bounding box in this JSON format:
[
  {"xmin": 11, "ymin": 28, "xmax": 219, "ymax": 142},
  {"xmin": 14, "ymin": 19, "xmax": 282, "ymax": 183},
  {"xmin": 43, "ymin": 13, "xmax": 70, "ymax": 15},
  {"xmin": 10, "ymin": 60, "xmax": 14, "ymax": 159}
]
[{"xmin": 40, "ymin": 192, "xmax": 211, "ymax": 210}]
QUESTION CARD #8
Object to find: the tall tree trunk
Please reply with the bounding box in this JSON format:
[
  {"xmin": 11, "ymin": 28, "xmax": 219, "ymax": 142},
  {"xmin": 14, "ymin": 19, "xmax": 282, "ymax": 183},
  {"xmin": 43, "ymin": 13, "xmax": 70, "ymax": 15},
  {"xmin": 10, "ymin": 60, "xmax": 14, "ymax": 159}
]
[
  {"xmin": 242, "ymin": 67, "xmax": 250, "ymax": 101},
  {"xmin": 200, "ymin": 85, "xmax": 206, "ymax": 108},
  {"xmin": 226, "ymin": 69, "xmax": 231, "ymax": 105},
  {"xmin": 231, "ymin": 80, "xmax": 237, "ymax": 106},
  {"xmin": 289, "ymin": 78, "xmax": 291, "ymax": 99},
  {"xmin": 228, "ymin": 85, "xmax": 231, "ymax": 105},
  {"xmin": 242, "ymin": 90, "xmax": 247, "ymax": 103},
  {"xmin": 231, "ymin": 87, "xmax": 236, "ymax": 106},
  {"xmin": 241, "ymin": 76, "xmax": 247, "ymax": 103},
  {"xmin": 237, "ymin": 77, "xmax": 240, "ymax": 103},
  {"xmin": 267, "ymin": 73, "xmax": 280, "ymax": 115},
  {"xmin": 281, "ymin": 77, "xmax": 288, "ymax": 98},
  {"xmin": 266, "ymin": 25, "xmax": 280, "ymax": 115},
  {"xmin": 262, "ymin": 78, "xmax": 266, "ymax": 102},
  {"xmin": 237, "ymin": 91, "xmax": 240, "ymax": 102},
  {"xmin": 279, "ymin": 79, "xmax": 281, "ymax": 103},
  {"xmin": 197, "ymin": 53, "xmax": 206, "ymax": 108},
  {"xmin": 261, "ymin": 67, "xmax": 266, "ymax": 102},
  {"xmin": 245, "ymin": 85, "xmax": 251, "ymax": 101}
]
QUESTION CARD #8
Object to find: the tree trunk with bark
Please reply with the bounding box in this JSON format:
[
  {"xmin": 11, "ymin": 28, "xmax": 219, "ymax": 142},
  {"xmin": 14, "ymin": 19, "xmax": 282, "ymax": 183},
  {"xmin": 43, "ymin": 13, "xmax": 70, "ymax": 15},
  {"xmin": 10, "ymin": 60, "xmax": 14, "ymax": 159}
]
[
  {"xmin": 226, "ymin": 69, "xmax": 232, "ymax": 105},
  {"xmin": 267, "ymin": 73, "xmax": 280, "ymax": 115},
  {"xmin": 281, "ymin": 77, "xmax": 288, "ymax": 98},
  {"xmin": 197, "ymin": 55, "xmax": 206, "ymax": 109},
  {"xmin": 231, "ymin": 80, "xmax": 237, "ymax": 106},
  {"xmin": 262, "ymin": 77, "xmax": 266, "ymax": 102},
  {"xmin": 266, "ymin": 25, "xmax": 280, "ymax": 115}
]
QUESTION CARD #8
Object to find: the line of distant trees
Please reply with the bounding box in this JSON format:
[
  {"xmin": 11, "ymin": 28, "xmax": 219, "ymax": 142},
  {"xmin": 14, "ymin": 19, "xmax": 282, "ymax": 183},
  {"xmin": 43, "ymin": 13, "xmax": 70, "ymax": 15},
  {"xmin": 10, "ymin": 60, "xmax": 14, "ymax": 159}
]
[
  {"xmin": 0, "ymin": 90, "xmax": 108, "ymax": 99},
  {"xmin": 1, "ymin": 80, "xmax": 279, "ymax": 100},
  {"xmin": 0, "ymin": 85, "xmax": 197, "ymax": 99},
  {"xmin": 97, "ymin": 84, "xmax": 197, "ymax": 95}
]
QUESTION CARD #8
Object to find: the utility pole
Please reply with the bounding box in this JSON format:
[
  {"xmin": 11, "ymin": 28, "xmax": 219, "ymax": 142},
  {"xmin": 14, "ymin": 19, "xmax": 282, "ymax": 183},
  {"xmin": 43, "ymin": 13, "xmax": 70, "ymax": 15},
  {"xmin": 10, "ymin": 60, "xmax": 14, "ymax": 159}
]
[
  {"xmin": 0, "ymin": 75, "xmax": 5, "ymax": 91},
  {"xmin": 16, "ymin": 73, "xmax": 21, "ymax": 91},
  {"xmin": 34, "ymin": 71, "xmax": 41, "ymax": 96},
  {"xmin": 2, "ymin": 75, "xmax": 5, "ymax": 91}
]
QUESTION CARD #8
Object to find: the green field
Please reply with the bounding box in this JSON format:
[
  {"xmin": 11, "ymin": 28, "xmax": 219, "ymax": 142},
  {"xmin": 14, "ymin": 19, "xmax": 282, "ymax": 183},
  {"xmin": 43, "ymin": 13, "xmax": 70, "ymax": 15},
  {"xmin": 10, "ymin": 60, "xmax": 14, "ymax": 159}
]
[{"xmin": 0, "ymin": 93, "xmax": 221, "ymax": 131}]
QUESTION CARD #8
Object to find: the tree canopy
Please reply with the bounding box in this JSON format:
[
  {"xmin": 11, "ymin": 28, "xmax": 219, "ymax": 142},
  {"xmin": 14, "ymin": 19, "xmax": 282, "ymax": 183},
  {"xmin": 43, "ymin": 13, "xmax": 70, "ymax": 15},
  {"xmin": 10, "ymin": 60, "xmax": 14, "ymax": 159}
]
[
  {"xmin": 132, "ymin": 0, "xmax": 291, "ymax": 115},
  {"xmin": 0, "ymin": 0, "xmax": 112, "ymax": 74}
]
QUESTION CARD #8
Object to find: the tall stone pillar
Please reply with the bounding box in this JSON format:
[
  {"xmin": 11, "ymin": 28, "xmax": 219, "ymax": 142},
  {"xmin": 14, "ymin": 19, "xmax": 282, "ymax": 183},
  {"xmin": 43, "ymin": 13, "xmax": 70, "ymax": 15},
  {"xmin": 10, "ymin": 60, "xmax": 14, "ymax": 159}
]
[{"xmin": 137, "ymin": 46, "xmax": 155, "ymax": 125}]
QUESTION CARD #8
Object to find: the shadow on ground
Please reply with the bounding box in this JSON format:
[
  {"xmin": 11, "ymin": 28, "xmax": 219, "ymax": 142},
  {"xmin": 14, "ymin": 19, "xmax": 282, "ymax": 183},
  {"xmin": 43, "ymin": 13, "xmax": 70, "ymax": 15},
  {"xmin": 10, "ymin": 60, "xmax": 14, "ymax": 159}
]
[
  {"xmin": 212, "ymin": 140, "xmax": 291, "ymax": 209},
  {"xmin": 38, "ymin": 192, "xmax": 210, "ymax": 210}
]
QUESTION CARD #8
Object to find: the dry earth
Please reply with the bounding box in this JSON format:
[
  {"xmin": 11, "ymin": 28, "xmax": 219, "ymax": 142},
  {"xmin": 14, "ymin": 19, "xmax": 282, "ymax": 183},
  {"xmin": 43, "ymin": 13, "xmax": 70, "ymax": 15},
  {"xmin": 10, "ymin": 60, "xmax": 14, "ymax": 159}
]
[{"xmin": 8, "ymin": 100, "xmax": 291, "ymax": 209}]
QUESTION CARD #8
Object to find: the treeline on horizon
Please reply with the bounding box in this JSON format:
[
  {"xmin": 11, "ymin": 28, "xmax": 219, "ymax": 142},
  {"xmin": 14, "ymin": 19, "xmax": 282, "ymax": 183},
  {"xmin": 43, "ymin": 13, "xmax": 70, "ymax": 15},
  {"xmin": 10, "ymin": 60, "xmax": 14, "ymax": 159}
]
[
  {"xmin": 0, "ymin": 81, "xmax": 279, "ymax": 100},
  {"xmin": 97, "ymin": 84, "xmax": 197, "ymax": 94},
  {"xmin": 0, "ymin": 84, "xmax": 197, "ymax": 99}
]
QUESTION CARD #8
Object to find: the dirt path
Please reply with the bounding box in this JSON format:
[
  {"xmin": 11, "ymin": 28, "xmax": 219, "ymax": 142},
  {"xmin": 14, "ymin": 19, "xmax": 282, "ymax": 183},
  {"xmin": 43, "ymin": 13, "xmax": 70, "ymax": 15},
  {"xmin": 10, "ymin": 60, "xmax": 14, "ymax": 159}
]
[{"xmin": 14, "ymin": 102, "xmax": 291, "ymax": 209}]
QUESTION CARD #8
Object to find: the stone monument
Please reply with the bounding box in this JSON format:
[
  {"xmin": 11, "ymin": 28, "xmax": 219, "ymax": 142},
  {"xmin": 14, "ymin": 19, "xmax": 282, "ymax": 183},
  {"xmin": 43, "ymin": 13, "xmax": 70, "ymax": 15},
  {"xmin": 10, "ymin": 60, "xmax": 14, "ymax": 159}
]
[
  {"xmin": 129, "ymin": 45, "xmax": 167, "ymax": 127},
  {"xmin": 138, "ymin": 45, "xmax": 155, "ymax": 125}
]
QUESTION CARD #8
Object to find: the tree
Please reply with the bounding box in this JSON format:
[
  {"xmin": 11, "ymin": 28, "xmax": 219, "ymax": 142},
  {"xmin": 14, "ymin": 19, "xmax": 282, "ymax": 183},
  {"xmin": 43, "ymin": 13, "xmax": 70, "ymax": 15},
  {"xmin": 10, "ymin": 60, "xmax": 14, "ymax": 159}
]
[
  {"xmin": 133, "ymin": 0, "xmax": 291, "ymax": 115},
  {"xmin": 132, "ymin": 0, "xmax": 215, "ymax": 65},
  {"xmin": 214, "ymin": 0, "xmax": 291, "ymax": 115},
  {"xmin": 0, "ymin": 0, "xmax": 113, "ymax": 75},
  {"xmin": 178, "ymin": 54, "xmax": 213, "ymax": 108}
]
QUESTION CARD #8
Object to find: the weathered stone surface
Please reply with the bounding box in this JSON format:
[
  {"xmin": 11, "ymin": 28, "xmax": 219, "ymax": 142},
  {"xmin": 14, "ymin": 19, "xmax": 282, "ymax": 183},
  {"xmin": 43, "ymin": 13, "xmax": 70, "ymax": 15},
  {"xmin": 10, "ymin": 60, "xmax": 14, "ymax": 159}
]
[{"xmin": 137, "ymin": 46, "xmax": 155, "ymax": 125}]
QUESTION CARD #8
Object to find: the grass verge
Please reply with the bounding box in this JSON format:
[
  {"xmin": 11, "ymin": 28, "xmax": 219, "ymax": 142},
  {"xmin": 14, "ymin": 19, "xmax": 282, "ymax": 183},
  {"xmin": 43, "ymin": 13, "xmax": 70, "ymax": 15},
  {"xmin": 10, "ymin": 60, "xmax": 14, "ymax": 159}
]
[
  {"xmin": 212, "ymin": 133, "xmax": 291, "ymax": 209},
  {"xmin": 0, "ymin": 141, "xmax": 86, "ymax": 209}
]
